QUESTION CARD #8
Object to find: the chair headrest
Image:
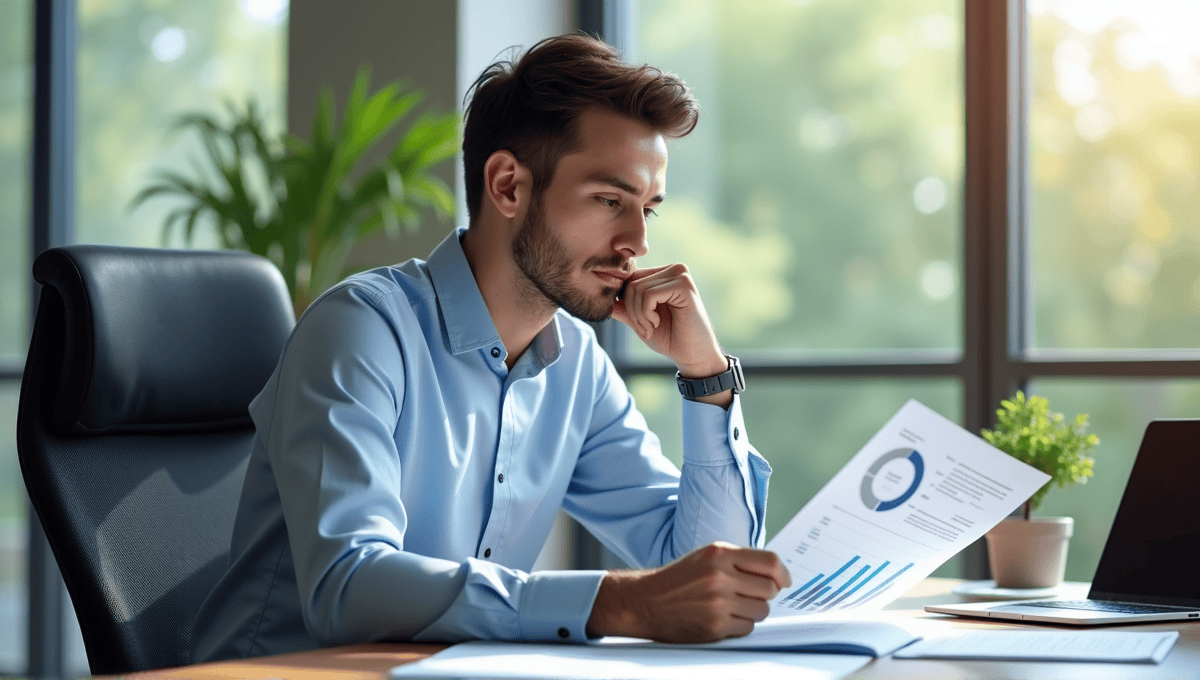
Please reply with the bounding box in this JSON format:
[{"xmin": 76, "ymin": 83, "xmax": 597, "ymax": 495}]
[{"xmin": 32, "ymin": 245, "xmax": 295, "ymax": 431}]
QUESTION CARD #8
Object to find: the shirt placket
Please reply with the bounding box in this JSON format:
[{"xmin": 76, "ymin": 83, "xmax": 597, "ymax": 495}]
[{"xmin": 478, "ymin": 342, "xmax": 518, "ymax": 562}]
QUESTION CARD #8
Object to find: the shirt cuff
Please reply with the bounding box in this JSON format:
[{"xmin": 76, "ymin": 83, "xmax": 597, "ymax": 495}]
[
  {"xmin": 517, "ymin": 570, "xmax": 606, "ymax": 642},
  {"xmin": 681, "ymin": 393, "xmax": 750, "ymax": 466}
]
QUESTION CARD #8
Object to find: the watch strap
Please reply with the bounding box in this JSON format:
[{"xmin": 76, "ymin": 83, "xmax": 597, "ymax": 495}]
[{"xmin": 676, "ymin": 355, "xmax": 744, "ymax": 401}]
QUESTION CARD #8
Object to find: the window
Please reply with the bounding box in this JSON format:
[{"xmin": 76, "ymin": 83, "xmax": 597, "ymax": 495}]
[
  {"xmin": 624, "ymin": 0, "xmax": 965, "ymax": 578},
  {"xmin": 1029, "ymin": 1, "xmax": 1200, "ymax": 352},
  {"xmin": 611, "ymin": 0, "xmax": 1200, "ymax": 585},
  {"xmin": 0, "ymin": 0, "xmax": 32, "ymax": 671},
  {"xmin": 77, "ymin": 0, "xmax": 287, "ymax": 248}
]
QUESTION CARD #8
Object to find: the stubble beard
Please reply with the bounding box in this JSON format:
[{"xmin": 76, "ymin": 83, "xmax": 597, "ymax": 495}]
[{"xmin": 512, "ymin": 193, "xmax": 626, "ymax": 323}]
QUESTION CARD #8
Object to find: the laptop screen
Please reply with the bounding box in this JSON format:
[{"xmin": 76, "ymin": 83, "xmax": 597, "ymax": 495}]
[{"xmin": 1088, "ymin": 419, "xmax": 1200, "ymax": 607}]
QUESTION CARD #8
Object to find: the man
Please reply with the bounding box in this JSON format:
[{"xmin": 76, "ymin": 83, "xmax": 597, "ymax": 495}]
[{"xmin": 191, "ymin": 33, "xmax": 789, "ymax": 662}]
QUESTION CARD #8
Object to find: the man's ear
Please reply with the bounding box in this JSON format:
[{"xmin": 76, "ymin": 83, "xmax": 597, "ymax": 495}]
[{"xmin": 483, "ymin": 150, "xmax": 531, "ymax": 220}]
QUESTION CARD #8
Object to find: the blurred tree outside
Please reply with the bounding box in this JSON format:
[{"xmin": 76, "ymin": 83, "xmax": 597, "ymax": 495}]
[
  {"xmin": 76, "ymin": 0, "xmax": 287, "ymax": 251},
  {"xmin": 635, "ymin": 0, "xmax": 962, "ymax": 355},
  {"xmin": 0, "ymin": 0, "xmax": 31, "ymax": 362},
  {"xmin": 632, "ymin": 0, "xmax": 964, "ymax": 550},
  {"xmin": 1030, "ymin": 0, "xmax": 1200, "ymax": 350},
  {"xmin": 0, "ymin": 1, "xmax": 32, "ymax": 670}
]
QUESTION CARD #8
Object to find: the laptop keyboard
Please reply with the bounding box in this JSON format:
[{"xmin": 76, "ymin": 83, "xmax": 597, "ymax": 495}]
[{"xmin": 1022, "ymin": 600, "xmax": 1193, "ymax": 614}]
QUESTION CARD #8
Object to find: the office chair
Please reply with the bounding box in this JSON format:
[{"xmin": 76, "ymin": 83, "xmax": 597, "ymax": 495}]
[{"xmin": 17, "ymin": 245, "xmax": 295, "ymax": 674}]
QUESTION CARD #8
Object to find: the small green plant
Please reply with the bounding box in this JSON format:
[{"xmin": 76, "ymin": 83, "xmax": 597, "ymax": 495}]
[
  {"xmin": 133, "ymin": 66, "xmax": 458, "ymax": 315},
  {"xmin": 981, "ymin": 391, "xmax": 1099, "ymax": 520}
]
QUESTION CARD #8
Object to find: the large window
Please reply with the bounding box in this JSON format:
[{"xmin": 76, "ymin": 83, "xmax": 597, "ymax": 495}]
[
  {"xmin": 1023, "ymin": 0, "xmax": 1200, "ymax": 581},
  {"xmin": 618, "ymin": 0, "xmax": 1200, "ymax": 585},
  {"xmin": 627, "ymin": 0, "xmax": 965, "ymax": 578}
]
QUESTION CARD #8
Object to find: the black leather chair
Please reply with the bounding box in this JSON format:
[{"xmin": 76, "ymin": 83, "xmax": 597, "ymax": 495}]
[{"xmin": 17, "ymin": 245, "xmax": 295, "ymax": 674}]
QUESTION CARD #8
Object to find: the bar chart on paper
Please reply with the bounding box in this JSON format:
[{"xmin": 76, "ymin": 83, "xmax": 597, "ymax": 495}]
[
  {"xmin": 770, "ymin": 504, "xmax": 928, "ymax": 615},
  {"xmin": 777, "ymin": 554, "xmax": 915, "ymax": 614},
  {"xmin": 766, "ymin": 400, "xmax": 1051, "ymax": 617}
]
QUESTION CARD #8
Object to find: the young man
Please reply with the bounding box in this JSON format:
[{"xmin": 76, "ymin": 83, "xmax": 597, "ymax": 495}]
[{"xmin": 191, "ymin": 34, "xmax": 789, "ymax": 662}]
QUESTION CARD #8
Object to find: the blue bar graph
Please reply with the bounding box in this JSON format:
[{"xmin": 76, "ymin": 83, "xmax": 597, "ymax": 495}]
[
  {"xmin": 783, "ymin": 556, "xmax": 916, "ymax": 613},
  {"xmin": 819, "ymin": 561, "xmax": 890, "ymax": 612},
  {"xmin": 780, "ymin": 573, "xmax": 824, "ymax": 604}
]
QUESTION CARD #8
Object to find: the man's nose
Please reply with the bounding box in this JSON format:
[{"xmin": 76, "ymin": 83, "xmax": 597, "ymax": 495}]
[{"xmin": 615, "ymin": 213, "xmax": 649, "ymax": 260}]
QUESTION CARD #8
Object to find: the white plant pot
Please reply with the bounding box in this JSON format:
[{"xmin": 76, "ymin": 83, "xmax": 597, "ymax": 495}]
[{"xmin": 984, "ymin": 516, "xmax": 1073, "ymax": 589}]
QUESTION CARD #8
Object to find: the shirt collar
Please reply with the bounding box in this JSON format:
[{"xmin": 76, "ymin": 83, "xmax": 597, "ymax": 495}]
[{"xmin": 427, "ymin": 227, "xmax": 563, "ymax": 365}]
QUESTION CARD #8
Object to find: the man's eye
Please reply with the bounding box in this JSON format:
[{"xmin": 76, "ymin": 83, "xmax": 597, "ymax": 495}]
[
  {"xmin": 644, "ymin": 208, "xmax": 659, "ymax": 218},
  {"xmin": 598, "ymin": 197, "xmax": 619, "ymax": 208}
]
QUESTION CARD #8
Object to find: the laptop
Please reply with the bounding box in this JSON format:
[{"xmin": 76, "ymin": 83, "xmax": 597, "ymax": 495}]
[{"xmin": 927, "ymin": 419, "xmax": 1200, "ymax": 626}]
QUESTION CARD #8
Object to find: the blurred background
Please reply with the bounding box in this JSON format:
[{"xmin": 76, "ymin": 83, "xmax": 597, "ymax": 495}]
[{"xmin": 3, "ymin": 0, "xmax": 1199, "ymax": 675}]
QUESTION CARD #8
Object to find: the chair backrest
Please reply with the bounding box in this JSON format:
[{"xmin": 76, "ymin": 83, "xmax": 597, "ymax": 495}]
[{"xmin": 17, "ymin": 245, "xmax": 294, "ymax": 674}]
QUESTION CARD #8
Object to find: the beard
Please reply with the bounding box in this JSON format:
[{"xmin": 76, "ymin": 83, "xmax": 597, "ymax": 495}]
[{"xmin": 512, "ymin": 193, "xmax": 628, "ymax": 323}]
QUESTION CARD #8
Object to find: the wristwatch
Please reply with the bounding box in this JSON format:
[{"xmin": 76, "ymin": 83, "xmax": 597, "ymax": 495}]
[{"xmin": 676, "ymin": 354, "xmax": 745, "ymax": 401}]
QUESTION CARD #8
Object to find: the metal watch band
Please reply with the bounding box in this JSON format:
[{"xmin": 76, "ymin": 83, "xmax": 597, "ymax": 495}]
[{"xmin": 676, "ymin": 354, "xmax": 745, "ymax": 401}]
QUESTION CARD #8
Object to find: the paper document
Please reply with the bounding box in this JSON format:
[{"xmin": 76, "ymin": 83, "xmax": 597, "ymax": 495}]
[
  {"xmin": 596, "ymin": 614, "xmax": 919, "ymax": 656},
  {"xmin": 768, "ymin": 400, "xmax": 1050, "ymax": 617},
  {"xmin": 893, "ymin": 630, "xmax": 1178, "ymax": 663},
  {"xmin": 389, "ymin": 641, "xmax": 871, "ymax": 680}
]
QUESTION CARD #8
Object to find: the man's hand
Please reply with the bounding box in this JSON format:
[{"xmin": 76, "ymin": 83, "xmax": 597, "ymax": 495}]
[
  {"xmin": 585, "ymin": 542, "xmax": 792, "ymax": 643},
  {"xmin": 610, "ymin": 263, "xmax": 731, "ymax": 406}
]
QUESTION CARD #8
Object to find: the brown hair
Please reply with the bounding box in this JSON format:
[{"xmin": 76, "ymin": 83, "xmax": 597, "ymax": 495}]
[{"xmin": 462, "ymin": 33, "xmax": 699, "ymax": 221}]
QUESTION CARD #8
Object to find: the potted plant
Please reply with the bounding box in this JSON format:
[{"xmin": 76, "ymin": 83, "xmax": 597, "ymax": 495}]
[
  {"xmin": 980, "ymin": 391, "xmax": 1099, "ymax": 588},
  {"xmin": 133, "ymin": 66, "xmax": 458, "ymax": 316}
]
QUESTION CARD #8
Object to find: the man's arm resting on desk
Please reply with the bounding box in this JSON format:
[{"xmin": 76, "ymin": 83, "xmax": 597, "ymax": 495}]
[{"xmin": 585, "ymin": 542, "xmax": 791, "ymax": 642}]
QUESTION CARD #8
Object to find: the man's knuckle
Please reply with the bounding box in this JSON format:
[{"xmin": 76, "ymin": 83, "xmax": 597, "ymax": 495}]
[{"xmin": 699, "ymin": 572, "xmax": 724, "ymax": 596}]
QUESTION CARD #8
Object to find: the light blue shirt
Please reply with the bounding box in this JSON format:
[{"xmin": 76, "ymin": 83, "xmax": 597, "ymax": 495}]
[{"xmin": 191, "ymin": 228, "xmax": 771, "ymax": 662}]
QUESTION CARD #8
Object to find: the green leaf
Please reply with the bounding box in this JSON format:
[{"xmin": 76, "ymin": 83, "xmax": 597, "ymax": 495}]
[{"xmin": 131, "ymin": 65, "xmax": 458, "ymax": 313}]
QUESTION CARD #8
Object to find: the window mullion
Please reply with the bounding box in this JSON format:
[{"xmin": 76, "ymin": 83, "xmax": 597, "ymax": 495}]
[{"xmin": 28, "ymin": 0, "xmax": 76, "ymax": 675}]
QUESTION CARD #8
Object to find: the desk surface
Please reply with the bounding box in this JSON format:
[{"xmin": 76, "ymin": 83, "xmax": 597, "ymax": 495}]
[{"xmin": 121, "ymin": 579, "xmax": 1200, "ymax": 679}]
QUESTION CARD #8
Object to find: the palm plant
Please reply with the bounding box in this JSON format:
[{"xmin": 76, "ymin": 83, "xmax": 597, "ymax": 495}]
[{"xmin": 133, "ymin": 66, "xmax": 458, "ymax": 314}]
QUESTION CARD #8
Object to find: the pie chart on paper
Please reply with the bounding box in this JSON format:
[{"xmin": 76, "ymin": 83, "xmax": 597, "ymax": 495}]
[{"xmin": 860, "ymin": 447, "xmax": 924, "ymax": 511}]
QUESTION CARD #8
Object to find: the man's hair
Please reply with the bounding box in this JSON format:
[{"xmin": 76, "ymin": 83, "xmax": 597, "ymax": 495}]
[{"xmin": 462, "ymin": 33, "xmax": 699, "ymax": 221}]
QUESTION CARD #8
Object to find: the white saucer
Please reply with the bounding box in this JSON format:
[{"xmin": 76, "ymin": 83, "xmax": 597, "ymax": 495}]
[{"xmin": 952, "ymin": 580, "xmax": 1062, "ymax": 601}]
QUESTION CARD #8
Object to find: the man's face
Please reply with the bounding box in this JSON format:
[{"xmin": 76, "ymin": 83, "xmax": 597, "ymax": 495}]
[{"xmin": 512, "ymin": 108, "xmax": 668, "ymax": 322}]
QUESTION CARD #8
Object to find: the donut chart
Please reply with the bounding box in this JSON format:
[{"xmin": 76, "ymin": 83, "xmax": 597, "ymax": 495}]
[{"xmin": 860, "ymin": 447, "xmax": 924, "ymax": 511}]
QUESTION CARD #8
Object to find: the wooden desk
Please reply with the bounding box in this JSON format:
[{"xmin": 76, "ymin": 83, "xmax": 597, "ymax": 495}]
[{"xmin": 120, "ymin": 579, "xmax": 1200, "ymax": 679}]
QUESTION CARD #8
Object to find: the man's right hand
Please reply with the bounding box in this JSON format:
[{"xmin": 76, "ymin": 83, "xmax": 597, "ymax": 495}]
[{"xmin": 584, "ymin": 542, "xmax": 792, "ymax": 642}]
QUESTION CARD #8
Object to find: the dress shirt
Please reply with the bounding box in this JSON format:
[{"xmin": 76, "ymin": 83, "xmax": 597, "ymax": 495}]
[{"xmin": 191, "ymin": 227, "xmax": 772, "ymax": 662}]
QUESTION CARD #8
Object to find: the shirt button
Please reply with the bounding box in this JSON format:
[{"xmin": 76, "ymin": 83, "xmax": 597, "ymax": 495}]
[
  {"xmin": 558, "ymin": 627, "xmax": 570, "ymax": 639},
  {"xmin": 484, "ymin": 548, "xmax": 491, "ymax": 558},
  {"xmin": 491, "ymin": 347, "xmax": 501, "ymax": 358},
  {"xmin": 733, "ymin": 426, "xmax": 740, "ymax": 440},
  {"xmin": 497, "ymin": 473, "xmax": 504, "ymax": 483}
]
